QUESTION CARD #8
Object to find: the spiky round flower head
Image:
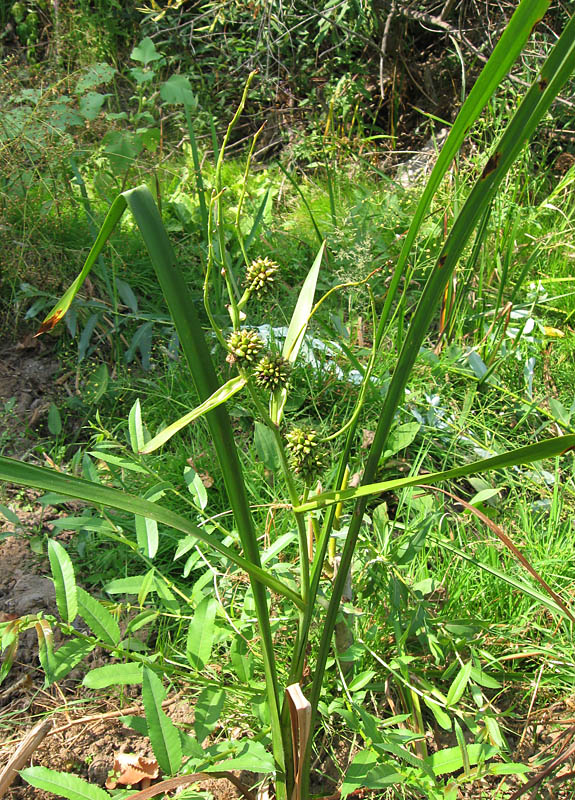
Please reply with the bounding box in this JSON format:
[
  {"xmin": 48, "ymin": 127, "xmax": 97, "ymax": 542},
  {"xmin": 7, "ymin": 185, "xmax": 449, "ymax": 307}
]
[
  {"xmin": 226, "ymin": 329, "xmax": 263, "ymax": 363},
  {"xmin": 254, "ymin": 354, "xmax": 291, "ymax": 392},
  {"xmin": 285, "ymin": 426, "xmax": 325, "ymax": 483},
  {"xmin": 245, "ymin": 256, "xmax": 279, "ymax": 296}
]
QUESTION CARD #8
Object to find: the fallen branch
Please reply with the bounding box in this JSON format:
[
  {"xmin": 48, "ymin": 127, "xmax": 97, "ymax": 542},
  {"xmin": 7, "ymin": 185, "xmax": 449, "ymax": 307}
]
[
  {"xmin": 0, "ymin": 719, "xmax": 52, "ymax": 798},
  {"xmin": 122, "ymin": 771, "xmax": 256, "ymax": 800},
  {"xmin": 50, "ymin": 694, "xmax": 180, "ymax": 736}
]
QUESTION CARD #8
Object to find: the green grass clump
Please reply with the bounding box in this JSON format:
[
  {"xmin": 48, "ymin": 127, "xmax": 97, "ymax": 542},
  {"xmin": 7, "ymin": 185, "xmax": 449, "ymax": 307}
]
[{"xmin": 2, "ymin": 7, "xmax": 575, "ymax": 800}]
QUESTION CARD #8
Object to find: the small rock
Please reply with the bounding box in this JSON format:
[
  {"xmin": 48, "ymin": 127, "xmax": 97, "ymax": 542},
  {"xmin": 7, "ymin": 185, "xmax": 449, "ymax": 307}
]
[{"xmin": 13, "ymin": 576, "xmax": 56, "ymax": 616}]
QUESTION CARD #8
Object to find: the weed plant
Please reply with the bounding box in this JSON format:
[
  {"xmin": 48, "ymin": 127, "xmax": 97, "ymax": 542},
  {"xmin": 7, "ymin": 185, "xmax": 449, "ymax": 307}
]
[{"xmin": 1, "ymin": 3, "xmax": 575, "ymax": 800}]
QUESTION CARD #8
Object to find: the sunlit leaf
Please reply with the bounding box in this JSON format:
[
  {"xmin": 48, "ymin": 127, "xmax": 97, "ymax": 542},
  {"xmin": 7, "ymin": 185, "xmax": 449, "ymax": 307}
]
[
  {"xmin": 142, "ymin": 667, "xmax": 182, "ymax": 775},
  {"xmin": 21, "ymin": 767, "xmax": 110, "ymax": 800},
  {"xmin": 77, "ymin": 587, "xmax": 121, "ymax": 646},
  {"xmin": 83, "ymin": 662, "xmax": 143, "ymax": 688},
  {"xmin": 140, "ymin": 376, "xmax": 246, "ymax": 454},
  {"xmin": 48, "ymin": 539, "xmax": 77, "ymax": 623}
]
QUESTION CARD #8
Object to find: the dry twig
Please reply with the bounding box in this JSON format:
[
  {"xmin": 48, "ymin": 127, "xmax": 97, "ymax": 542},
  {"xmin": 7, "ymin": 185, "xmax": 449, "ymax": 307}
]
[{"xmin": 0, "ymin": 719, "xmax": 52, "ymax": 798}]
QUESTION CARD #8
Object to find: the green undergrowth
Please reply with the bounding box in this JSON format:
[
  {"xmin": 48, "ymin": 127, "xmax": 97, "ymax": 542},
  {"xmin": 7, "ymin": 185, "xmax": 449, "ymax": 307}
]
[{"xmin": 2, "ymin": 40, "xmax": 575, "ymax": 797}]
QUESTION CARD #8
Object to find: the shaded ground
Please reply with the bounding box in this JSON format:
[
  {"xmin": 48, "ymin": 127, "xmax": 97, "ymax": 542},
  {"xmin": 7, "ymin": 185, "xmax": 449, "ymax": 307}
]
[
  {"xmin": 0, "ymin": 334, "xmax": 59, "ymax": 459},
  {"xmin": 0, "ymin": 529, "xmax": 259, "ymax": 800}
]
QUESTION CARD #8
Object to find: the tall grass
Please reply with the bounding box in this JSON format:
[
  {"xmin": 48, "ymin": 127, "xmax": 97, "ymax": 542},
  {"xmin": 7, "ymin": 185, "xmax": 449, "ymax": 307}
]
[{"xmin": 1, "ymin": 2, "xmax": 575, "ymax": 798}]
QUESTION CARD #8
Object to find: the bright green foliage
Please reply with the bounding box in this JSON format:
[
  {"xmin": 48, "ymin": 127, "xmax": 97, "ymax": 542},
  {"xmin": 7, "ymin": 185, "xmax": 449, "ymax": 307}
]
[
  {"xmin": 20, "ymin": 767, "xmax": 110, "ymax": 800},
  {"xmin": 76, "ymin": 588, "xmax": 121, "ymax": 647},
  {"xmin": 47, "ymin": 539, "xmax": 78, "ymax": 624},
  {"xmin": 142, "ymin": 667, "xmax": 183, "ymax": 775},
  {"xmin": 1, "ymin": 4, "xmax": 575, "ymax": 800}
]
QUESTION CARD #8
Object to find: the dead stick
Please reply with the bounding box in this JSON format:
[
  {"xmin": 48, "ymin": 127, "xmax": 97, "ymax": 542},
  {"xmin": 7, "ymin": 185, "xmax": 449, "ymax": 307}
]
[
  {"xmin": 0, "ymin": 719, "xmax": 52, "ymax": 798},
  {"xmin": 50, "ymin": 695, "xmax": 179, "ymax": 736},
  {"xmin": 508, "ymin": 740, "xmax": 575, "ymax": 800},
  {"xmin": 122, "ymin": 771, "xmax": 256, "ymax": 800}
]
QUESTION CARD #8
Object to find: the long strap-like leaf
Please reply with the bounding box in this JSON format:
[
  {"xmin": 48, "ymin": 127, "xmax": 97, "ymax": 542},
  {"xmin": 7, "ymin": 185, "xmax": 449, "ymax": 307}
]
[
  {"xmin": 294, "ymin": 435, "xmax": 575, "ymax": 512},
  {"xmin": 375, "ymin": 0, "xmax": 550, "ymax": 345},
  {"xmin": 0, "ymin": 456, "xmax": 303, "ymax": 610},
  {"xmin": 121, "ymin": 186, "xmax": 289, "ymax": 792},
  {"xmin": 301, "ymin": 11, "xmax": 575, "ymax": 799}
]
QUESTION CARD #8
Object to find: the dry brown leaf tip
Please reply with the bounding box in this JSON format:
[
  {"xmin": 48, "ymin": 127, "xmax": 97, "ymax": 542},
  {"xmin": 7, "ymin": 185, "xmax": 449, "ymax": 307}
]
[{"xmin": 105, "ymin": 753, "xmax": 160, "ymax": 790}]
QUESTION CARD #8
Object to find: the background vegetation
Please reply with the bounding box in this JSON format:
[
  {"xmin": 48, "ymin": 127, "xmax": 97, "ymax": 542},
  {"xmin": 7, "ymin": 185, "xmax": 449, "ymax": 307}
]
[{"xmin": 1, "ymin": 1, "xmax": 575, "ymax": 799}]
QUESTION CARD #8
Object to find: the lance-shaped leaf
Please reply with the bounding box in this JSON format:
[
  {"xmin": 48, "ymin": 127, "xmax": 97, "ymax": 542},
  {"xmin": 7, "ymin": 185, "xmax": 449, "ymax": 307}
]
[
  {"xmin": 49, "ymin": 640, "xmax": 95, "ymax": 685},
  {"xmin": 36, "ymin": 194, "xmax": 127, "ymax": 335},
  {"xmin": 35, "ymin": 620, "xmax": 55, "ymax": 685},
  {"xmin": 21, "ymin": 767, "xmax": 110, "ymax": 800},
  {"xmin": 83, "ymin": 662, "xmax": 143, "ymax": 688},
  {"xmin": 282, "ymin": 243, "xmax": 326, "ymax": 364},
  {"xmin": 0, "ymin": 456, "xmax": 304, "ymax": 610},
  {"xmin": 186, "ymin": 595, "xmax": 218, "ymax": 671},
  {"xmin": 142, "ymin": 667, "xmax": 183, "ymax": 775},
  {"xmin": 295, "ymin": 435, "xmax": 575, "ymax": 512},
  {"xmin": 128, "ymin": 398, "xmax": 147, "ymax": 453},
  {"xmin": 140, "ymin": 375, "xmax": 247, "ymax": 454},
  {"xmin": 135, "ymin": 514, "xmax": 158, "ymax": 559},
  {"xmin": 77, "ymin": 587, "xmax": 121, "ymax": 646},
  {"xmin": 47, "ymin": 539, "xmax": 78, "ymax": 624},
  {"xmin": 271, "ymin": 241, "xmax": 325, "ymax": 425},
  {"xmin": 446, "ymin": 662, "xmax": 473, "ymax": 707}
]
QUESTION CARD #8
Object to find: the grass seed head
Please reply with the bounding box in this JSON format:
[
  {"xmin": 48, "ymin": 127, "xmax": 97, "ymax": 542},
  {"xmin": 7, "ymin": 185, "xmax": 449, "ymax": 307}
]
[
  {"xmin": 245, "ymin": 256, "xmax": 279, "ymax": 296},
  {"xmin": 285, "ymin": 426, "xmax": 325, "ymax": 483},
  {"xmin": 227, "ymin": 329, "xmax": 263, "ymax": 363},
  {"xmin": 254, "ymin": 353, "xmax": 291, "ymax": 391}
]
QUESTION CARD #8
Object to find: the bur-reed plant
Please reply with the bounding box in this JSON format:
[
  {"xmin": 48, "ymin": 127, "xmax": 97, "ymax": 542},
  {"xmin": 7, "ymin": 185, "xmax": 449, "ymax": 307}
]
[{"xmin": 2, "ymin": 2, "xmax": 575, "ymax": 798}]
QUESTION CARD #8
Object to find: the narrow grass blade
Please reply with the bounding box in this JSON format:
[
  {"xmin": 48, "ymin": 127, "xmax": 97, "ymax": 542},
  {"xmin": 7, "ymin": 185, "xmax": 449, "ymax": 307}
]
[
  {"xmin": 428, "ymin": 485, "xmax": 575, "ymax": 625},
  {"xmin": 0, "ymin": 456, "xmax": 304, "ymax": 609},
  {"xmin": 277, "ymin": 163, "xmax": 324, "ymax": 245},
  {"xmin": 36, "ymin": 194, "xmax": 127, "ymax": 335},
  {"xmin": 244, "ymin": 187, "xmax": 271, "ymax": 253},
  {"xmin": 140, "ymin": 376, "xmax": 247, "ymax": 454},
  {"xmin": 47, "ymin": 539, "xmax": 78, "ymax": 624},
  {"xmin": 295, "ymin": 435, "xmax": 575, "ymax": 512},
  {"xmin": 184, "ymin": 105, "xmax": 209, "ymax": 238},
  {"xmin": 271, "ymin": 242, "xmax": 326, "ymax": 424},
  {"xmin": 376, "ymin": 0, "xmax": 551, "ymax": 341},
  {"xmin": 142, "ymin": 667, "xmax": 183, "ymax": 775},
  {"xmin": 435, "ymin": 532, "xmax": 569, "ymax": 619}
]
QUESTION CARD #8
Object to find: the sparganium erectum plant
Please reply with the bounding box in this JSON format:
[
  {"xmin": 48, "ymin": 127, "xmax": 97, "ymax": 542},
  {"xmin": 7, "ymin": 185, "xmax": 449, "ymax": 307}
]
[{"xmin": 2, "ymin": 5, "xmax": 575, "ymax": 799}]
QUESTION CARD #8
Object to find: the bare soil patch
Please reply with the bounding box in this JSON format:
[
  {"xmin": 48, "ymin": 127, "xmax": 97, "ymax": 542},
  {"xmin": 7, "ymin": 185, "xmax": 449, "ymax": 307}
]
[{"xmin": 0, "ymin": 334, "xmax": 59, "ymax": 458}]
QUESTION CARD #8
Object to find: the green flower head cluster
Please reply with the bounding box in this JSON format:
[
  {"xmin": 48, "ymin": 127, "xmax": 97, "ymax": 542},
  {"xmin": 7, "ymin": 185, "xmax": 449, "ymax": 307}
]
[
  {"xmin": 254, "ymin": 353, "xmax": 291, "ymax": 392},
  {"xmin": 245, "ymin": 256, "xmax": 279, "ymax": 297},
  {"xmin": 226, "ymin": 329, "xmax": 263, "ymax": 363},
  {"xmin": 285, "ymin": 426, "xmax": 325, "ymax": 483}
]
